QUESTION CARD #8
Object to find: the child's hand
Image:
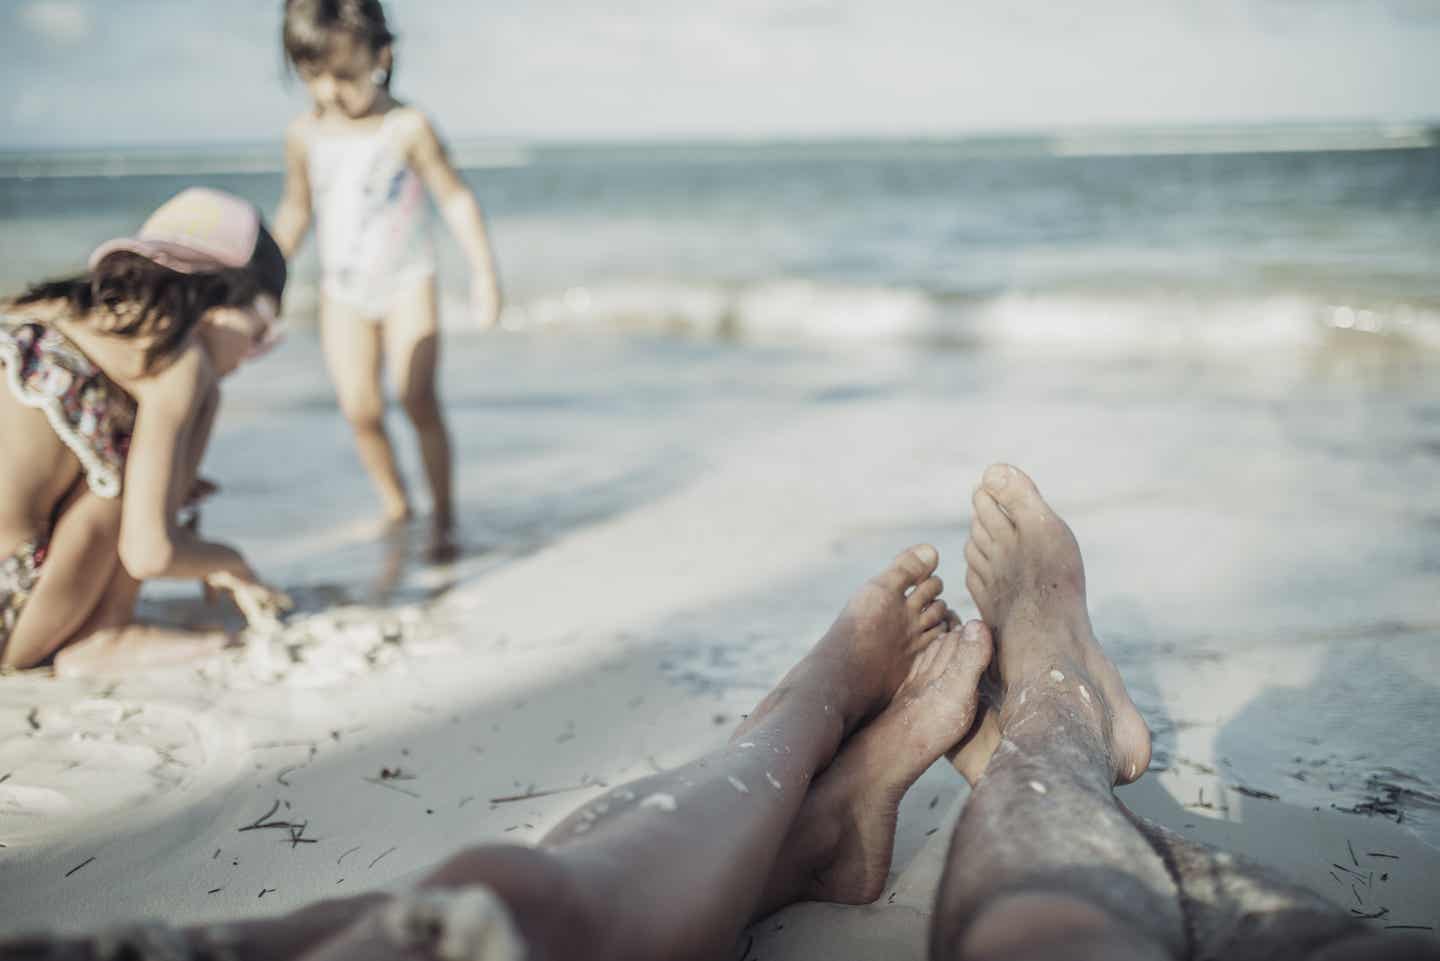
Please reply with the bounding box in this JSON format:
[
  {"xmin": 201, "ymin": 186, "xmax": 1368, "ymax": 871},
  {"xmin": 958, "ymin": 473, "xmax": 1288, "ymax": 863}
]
[
  {"xmin": 185, "ymin": 476, "xmax": 220, "ymax": 508},
  {"xmin": 205, "ymin": 570, "xmax": 293, "ymax": 630}
]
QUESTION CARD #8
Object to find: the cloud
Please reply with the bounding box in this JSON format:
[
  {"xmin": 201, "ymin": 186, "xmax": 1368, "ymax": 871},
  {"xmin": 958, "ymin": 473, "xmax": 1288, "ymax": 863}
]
[{"xmin": 20, "ymin": 0, "xmax": 92, "ymax": 45}]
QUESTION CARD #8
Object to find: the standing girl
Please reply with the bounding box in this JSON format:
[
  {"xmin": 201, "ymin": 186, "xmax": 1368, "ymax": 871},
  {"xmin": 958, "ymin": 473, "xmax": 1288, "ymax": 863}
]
[{"xmin": 272, "ymin": 0, "xmax": 502, "ymax": 554}]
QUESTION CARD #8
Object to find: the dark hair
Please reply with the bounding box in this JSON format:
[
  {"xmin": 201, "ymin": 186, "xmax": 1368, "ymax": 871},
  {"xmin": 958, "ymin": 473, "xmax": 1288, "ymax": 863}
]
[
  {"xmin": 13, "ymin": 254, "xmax": 269, "ymax": 372},
  {"xmin": 282, "ymin": 0, "xmax": 395, "ymax": 88}
]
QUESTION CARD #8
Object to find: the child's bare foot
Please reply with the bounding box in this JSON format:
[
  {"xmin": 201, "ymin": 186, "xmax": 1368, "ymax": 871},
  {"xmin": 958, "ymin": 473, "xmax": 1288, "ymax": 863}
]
[
  {"xmin": 759, "ymin": 622, "xmax": 994, "ymax": 910},
  {"xmin": 734, "ymin": 544, "xmax": 953, "ymax": 742},
  {"xmin": 52, "ymin": 625, "xmax": 228, "ymax": 678},
  {"xmin": 425, "ymin": 517, "xmax": 459, "ymax": 564},
  {"xmin": 962, "ymin": 464, "xmax": 1150, "ymax": 785}
]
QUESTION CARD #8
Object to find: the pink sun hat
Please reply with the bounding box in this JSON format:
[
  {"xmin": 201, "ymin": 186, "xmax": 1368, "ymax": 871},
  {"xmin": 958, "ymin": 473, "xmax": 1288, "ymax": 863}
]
[{"xmin": 88, "ymin": 187, "xmax": 288, "ymax": 303}]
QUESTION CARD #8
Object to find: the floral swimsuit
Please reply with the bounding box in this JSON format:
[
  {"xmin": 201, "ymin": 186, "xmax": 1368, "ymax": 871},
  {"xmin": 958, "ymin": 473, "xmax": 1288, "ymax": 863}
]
[{"xmin": 1, "ymin": 314, "xmax": 136, "ymax": 659}]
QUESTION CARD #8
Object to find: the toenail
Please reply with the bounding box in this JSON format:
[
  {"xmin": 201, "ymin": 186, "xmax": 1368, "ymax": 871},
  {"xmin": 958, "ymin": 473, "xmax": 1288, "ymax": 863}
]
[{"xmin": 1028, "ymin": 780, "xmax": 1048, "ymax": 795}]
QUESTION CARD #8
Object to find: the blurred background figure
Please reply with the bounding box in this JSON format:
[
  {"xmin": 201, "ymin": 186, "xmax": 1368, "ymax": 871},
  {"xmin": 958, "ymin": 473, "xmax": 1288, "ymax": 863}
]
[{"xmin": 273, "ymin": 0, "xmax": 502, "ymax": 557}]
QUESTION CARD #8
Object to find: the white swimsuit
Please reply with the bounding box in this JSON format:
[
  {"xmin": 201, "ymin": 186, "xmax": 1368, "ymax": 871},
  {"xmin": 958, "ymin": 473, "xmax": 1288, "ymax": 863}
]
[{"xmin": 307, "ymin": 111, "xmax": 436, "ymax": 315}]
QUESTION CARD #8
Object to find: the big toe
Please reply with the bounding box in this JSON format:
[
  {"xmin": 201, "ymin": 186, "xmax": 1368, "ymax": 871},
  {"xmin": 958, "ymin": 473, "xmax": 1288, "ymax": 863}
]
[
  {"xmin": 876, "ymin": 543, "xmax": 940, "ymax": 592},
  {"xmin": 980, "ymin": 463, "xmax": 1050, "ymax": 524},
  {"xmin": 948, "ymin": 620, "xmax": 994, "ymax": 693}
]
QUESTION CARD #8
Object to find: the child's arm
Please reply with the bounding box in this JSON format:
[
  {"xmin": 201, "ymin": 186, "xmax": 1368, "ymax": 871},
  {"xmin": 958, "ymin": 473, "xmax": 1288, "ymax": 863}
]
[
  {"xmin": 405, "ymin": 111, "xmax": 503, "ymax": 329},
  {"xmin": 272, "ymin": 119, "xmax": 313, "ymax": 258},
  {"xmin": 119, "ymin": 346, "xmax": 265, "ymax": 586}
]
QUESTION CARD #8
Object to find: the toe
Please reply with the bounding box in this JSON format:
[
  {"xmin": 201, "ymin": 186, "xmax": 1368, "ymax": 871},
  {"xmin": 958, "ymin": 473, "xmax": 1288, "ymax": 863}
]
[
  {"xmin": 911, "ymin": 638, "xmax": 941, "ymax": 678},
  {"xmin": 918, "ymin": 621, "xmax": 947, "ymax": 647},
  {"xmin": 980, "ymin": 463, "xmax": 1047, "ymax": 522},
  {"xmin": 928, "ymin": 630, "xmax": 961, "ymax": 672},
  {"xmin": 971, "ymin": 488, "xmax": 1013, "ymax": 544},
  {"xmin": 954, "ymin": 620, "xmax": 994, "ymax": 681},
  {"xmin": 970, "ymin": 518, "xmax": 996, "ymax": 556},
  {"xmin": 918, "ymin": 599, "xmax": 947, "ymax": 630},
  {"xmin": 908, "ymin": 575, "xmax": 943, "ymax": 611},
  {"xmin": 877, "ymin": 543, "xmax": 940, "ymax": 591},
  {"xmin": 965, "ymin": 568, "xmax": 987, "ymax": 609},
  {"xmin": 964, "ymin": 538, "xmax": 989, "ymax": 577}
]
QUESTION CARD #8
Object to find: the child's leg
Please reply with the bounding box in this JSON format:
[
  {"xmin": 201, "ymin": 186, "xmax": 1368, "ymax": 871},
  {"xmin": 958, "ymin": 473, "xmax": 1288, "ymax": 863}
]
[
  {"xmin": 0, "ymin": 488, "xmax": 121, "ymax": 669},
  {"xmin": 382, "ymin": 276, "xmax": 453, "ymax": 533},
  {"xmin": 320, "ymin": 295, "xmax": 411, "ymax": 522},
  {"xmin": 50, "ymin": 560, "xmax": 225, "ymax": 677}
]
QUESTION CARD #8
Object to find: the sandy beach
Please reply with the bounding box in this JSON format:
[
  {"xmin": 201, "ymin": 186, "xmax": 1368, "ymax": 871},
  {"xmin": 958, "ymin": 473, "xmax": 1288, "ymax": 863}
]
[{"xmin": 2, "ymin": 325, "xmax": 1437, "ymax": 952}]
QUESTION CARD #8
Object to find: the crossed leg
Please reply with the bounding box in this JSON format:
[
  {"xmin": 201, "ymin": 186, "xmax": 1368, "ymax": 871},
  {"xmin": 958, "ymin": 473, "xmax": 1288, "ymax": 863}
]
[
  {"xmin": 933, "ymin": 464, "xmax": 1439, "ymax": 961},
  {"xmin": 298, "ymin": 545, "xmax": 991, "ymax": 961},
  {"xmin": 5, "ymin": 545, "xmax": 993, "ymax": 961}
]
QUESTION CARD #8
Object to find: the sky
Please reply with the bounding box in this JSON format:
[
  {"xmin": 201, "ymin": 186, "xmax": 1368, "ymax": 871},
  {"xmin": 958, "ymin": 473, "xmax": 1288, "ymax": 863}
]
[{"xmin": 2, "ymin": 0, "xmax": 1439, "ymax": 149}]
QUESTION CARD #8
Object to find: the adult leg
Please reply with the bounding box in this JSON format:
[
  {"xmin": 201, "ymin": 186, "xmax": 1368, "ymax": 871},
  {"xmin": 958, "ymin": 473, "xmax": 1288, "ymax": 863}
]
[
  {"xmin": 79, "ymin": 546, "xmax": 977, "ymax": 961},
  {"xmin": 303, "ymin": 545, "xmax": 979, "ymax": 961},
  {"xmin": 383, "ymin": 276, "xmax": 454, "ymax": 553},
  {"xmin": 1134, "ymin": 817, "xmax": 1440, "ymax": 961},
  {"xmin": 932, "ymin": 464, "xmax": 1184, "ymax": 961},
  {"xmin": 321, "ymin": 295, "xmax": 411, "ymax": 523},
  {"xmin": 171, "ymin": 621, "xmax": 993, "ymax": 961}
]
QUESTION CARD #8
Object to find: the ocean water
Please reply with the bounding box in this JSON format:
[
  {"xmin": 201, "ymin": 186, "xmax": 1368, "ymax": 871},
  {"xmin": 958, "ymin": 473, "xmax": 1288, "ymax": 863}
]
[
  {"xmin": 3, "ymin": 138, "xmax": 1439, "ymax": 351},
  {"xmin": 2, "ymin": 139, "xmax": 1440, "ymax": 854}
]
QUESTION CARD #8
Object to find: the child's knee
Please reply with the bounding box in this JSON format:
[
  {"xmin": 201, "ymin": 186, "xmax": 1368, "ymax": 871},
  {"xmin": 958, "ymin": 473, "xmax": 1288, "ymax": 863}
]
[
  {"xmin": 399, "ymin": 386, "xmax": 441, "ymax": 428},
  {"xmin": 340, "ymin": 395, "xmax": 386, "ymax": 433}
]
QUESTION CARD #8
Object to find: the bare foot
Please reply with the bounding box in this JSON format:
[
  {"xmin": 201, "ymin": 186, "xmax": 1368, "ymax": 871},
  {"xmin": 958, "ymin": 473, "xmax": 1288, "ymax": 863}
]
[
  {"xmin": 948, "ymin": 697, "xmax": 1003, "ymax": 785},
  {"xmin": 734, "ymin": 544, "xmax": 953, "ymax": 742},
  {"xmin": 759, "ymin": 621, "xmax": 994, "ymax": 910},
  {"xmin": 962, "ymin": 464, "xmax": 1150, "ymax": 785},
  {"xmin": 381, "ymin": 498, "xmax": 413, "ymax": 525},
  {"xmin": 53, "ymin": 625, "xmax": 228, "ymax": 678},
  {"xmin": 425, "ymin": 519, "xmax": 460, "ymax": 564}
]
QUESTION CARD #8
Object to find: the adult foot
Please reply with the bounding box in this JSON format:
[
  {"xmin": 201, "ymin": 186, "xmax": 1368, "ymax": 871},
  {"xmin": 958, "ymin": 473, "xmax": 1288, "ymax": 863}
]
[
  {"xmin": 963, "ymin": 464, "xmax": 1150, "ymax": 785},
  {"xmin": 734, "ymin": 544, "xmax": 952, "ymax": 741},
  {"xmin": 948, "ymin": 700, "xmax": 1003, "ymax": 785},
  {"xmin": 759, "ymin": 622, "xmax": 994, "ymax": 909}
]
